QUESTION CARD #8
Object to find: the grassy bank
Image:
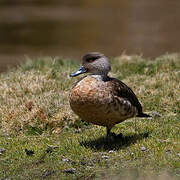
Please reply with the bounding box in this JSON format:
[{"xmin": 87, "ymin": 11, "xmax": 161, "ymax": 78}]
[{"xmin": 0, "ymin": 54, "xmax": 179, "ymax": 179}]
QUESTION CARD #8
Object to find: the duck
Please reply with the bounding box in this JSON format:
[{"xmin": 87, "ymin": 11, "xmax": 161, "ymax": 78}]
[{"xmin": 69, "ymin": 52, "xmax": 151, "ymax": 140}]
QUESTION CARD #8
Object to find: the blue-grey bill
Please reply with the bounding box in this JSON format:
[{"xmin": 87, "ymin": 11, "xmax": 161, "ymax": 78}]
[{"xmin": 70, "ymin": 66, "xmax": 87, "ymax": 77}]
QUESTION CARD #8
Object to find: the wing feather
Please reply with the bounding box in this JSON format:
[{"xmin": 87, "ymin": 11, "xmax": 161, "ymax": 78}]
[{"xmin": 109, "ymin": 77, "xmax": 143, "ymax": 115}]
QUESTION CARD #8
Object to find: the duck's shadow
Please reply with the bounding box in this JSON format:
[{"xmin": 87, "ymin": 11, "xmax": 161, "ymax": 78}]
[{"xmin": 80, "ymin": 132, "xmax": 150, "ymax": 151}]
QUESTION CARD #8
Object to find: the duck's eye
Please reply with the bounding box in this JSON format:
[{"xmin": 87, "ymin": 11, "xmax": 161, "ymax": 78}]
[{"xmin": 86, "ymin": 56, "xmax": 99, "ymax": 63}]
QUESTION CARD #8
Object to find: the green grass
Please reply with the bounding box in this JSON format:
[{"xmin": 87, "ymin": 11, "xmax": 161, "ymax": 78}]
[{"xmin": 0, "ymin": 54, "xmax": 179, "ymax": 179}]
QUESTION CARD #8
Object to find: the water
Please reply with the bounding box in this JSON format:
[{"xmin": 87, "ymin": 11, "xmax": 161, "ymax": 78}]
[{"xmin": 0, "ymin": 0, "xmax": 180, "ymax": 72}]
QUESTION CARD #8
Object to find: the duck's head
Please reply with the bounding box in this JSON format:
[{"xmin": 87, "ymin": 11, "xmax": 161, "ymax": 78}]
[{"xmin": 70, "ymin": 52, "xmax": 111, "ymax": 77}]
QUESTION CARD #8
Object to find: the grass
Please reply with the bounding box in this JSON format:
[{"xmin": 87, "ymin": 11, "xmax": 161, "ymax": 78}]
[{"xmin": 0, "ymin": 54, "xmax": 179, "ymax": 179}]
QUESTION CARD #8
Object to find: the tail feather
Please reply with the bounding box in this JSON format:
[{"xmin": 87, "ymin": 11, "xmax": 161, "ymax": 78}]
[{"xmin": 137, "ymin": 113, "xmax": 151, "ymax": 118}]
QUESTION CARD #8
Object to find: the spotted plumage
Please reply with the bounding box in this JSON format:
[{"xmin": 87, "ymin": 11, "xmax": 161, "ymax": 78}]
[{"xmin": 69, "ymin": 52, "xmax": 151, "ymax": 139}]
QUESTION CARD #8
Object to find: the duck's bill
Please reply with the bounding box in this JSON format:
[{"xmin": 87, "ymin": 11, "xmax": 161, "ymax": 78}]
[{"xmin": 70, "ymin": 66, "xmax": 87, "ymax": 77}]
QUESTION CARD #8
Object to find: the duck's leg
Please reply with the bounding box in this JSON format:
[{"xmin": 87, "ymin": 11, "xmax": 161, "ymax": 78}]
[{"xmin": 106, "ymin": 127, "xmax": 111, "ymax": 138}]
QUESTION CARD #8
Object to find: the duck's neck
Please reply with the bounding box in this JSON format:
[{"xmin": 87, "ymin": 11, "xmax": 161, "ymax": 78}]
[{"xmin": 91, "ymin": 73, "xmax": 109, "ymax": 81}]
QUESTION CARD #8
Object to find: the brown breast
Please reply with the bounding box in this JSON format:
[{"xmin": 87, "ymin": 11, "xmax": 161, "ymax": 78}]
[{"xmin": 69, "ymin": 75, "xmax": 137, "ymax": 128}]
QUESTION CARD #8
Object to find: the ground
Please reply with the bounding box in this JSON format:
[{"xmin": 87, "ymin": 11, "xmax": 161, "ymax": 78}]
[{"xmin": 0, "ymin": 54, "xmax": 179, "ymax": 179}]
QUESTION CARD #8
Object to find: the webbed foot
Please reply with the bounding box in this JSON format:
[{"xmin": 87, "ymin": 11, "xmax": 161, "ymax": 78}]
[{"xmin": 116, "ymin": 133, "xmax": 123, "ymax": 139}]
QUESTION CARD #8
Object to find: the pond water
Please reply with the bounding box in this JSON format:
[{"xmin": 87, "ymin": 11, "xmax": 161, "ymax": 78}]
[{"xmin": 0, "ymin": 0, "xmax": 180, "ymax": 72}]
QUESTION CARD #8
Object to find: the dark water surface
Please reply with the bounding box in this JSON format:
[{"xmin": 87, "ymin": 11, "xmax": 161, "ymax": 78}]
[{"xmin": 0, "ymin": 0, "xmax": 180, "ymax": 72}]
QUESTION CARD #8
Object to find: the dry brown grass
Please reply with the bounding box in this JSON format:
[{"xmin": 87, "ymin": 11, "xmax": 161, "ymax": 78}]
[{"xmin": 0, "ymin": 58, "xmax": 77, "ymax": 135}]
